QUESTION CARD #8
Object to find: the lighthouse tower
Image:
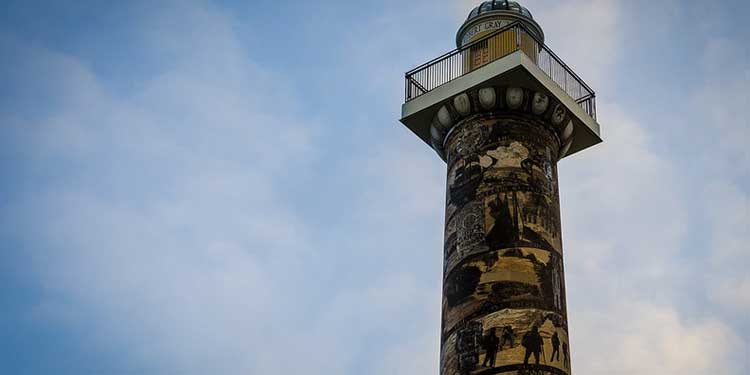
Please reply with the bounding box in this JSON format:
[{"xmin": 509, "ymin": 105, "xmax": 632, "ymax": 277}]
[{"xmin": 399, "ymin": 2, "xmax": 602, "ymax": 374}]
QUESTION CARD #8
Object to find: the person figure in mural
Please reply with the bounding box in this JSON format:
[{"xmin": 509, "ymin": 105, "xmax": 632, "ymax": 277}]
[
  {"xmin": 481, "ymin": 328, "xmax": 500, "ymax": 367},
  {"xmin": 562, "ymin": 342, "xmax": 569, "ymax": 368},
  {"xmin": 550, "ymin": 332, "xmax": 560, "ymax": 362},
  {"xmin": 522, "ymin": 326, "xmax": 544, "ymax": 367},
  {"xmin": 499, "ymin": 325, "xmax": 514, "ymax": 350}
]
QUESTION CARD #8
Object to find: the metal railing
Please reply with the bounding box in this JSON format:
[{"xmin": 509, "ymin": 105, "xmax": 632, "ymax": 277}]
[{"xmin": 404, "ymin": 22, "xmax": 596, "ymax": 120}]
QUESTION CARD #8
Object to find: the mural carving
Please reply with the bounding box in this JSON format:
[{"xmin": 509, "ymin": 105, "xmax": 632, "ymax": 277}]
[{"xmin": 440, "ymin": 112, "xmax": 571, "ymax": 375}]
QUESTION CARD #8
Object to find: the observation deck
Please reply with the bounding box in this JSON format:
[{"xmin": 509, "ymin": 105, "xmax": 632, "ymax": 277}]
[{"xmin": 400, "ymin": 21, "xmax": 602, "ymax": 160}]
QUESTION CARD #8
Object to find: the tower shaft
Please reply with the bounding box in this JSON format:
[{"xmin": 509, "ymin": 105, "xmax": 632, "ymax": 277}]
[{"xmin": 439, "ymin": 89, "xmax": 570, "ymax": 375}]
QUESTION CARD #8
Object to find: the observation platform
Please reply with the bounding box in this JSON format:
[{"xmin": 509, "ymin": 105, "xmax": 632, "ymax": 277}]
[{"xmin": 400, "ymin": 22, "xmax": 602, "ymax": 160}]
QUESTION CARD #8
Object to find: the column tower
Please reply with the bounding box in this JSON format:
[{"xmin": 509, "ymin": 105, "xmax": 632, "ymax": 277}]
[{"xmin": 399, "ymin": 2, "xmax": 602, "ymax": 374}]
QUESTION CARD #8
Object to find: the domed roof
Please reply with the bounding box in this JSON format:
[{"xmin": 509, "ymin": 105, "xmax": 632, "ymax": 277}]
[
  {"xmin": 466, "ymin": 0, "xmax": 534, "ymax": 21},
  {"xmin": 457, "ymin": 0, "xmax": 543, "ymax": 47}
]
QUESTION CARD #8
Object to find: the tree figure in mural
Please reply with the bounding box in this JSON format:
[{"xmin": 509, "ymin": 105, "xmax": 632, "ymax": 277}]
[
  {"xmin": 481, "ymin": 328, "xmax": 500, "ymax": 367},
  {"xmin": 522, "ymin": 326, "xmax": 544, "ymax": 367},
  {"xmin": 562, "ymin": 342, "xmax": 569, "ymax": 368},
  {"xmin": 550, "ymin": 332, "xmax": 560, "ymax": 362},
  {"xmin": 499, "ymin": 325, "xmax": 514, "ymax": 350}
]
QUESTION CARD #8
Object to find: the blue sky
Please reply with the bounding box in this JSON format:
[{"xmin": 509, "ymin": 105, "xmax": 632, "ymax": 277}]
[{"xmin": 1, "ymin": 0, "xmax": 748, "ymax": 374}]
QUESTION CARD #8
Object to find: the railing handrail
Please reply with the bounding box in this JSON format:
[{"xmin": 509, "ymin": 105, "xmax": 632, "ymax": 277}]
[
  {"xmin": 531, "ymin": 34, "xmax": 595, "ymax": 96},
  {"xmin": 404, "ymin": 21, "xmax": 597, "ymax": 121}
]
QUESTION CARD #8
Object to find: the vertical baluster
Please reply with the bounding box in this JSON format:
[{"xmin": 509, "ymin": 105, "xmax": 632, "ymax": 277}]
[
  {"xmin": 421, "ymin": 70, "xmax": 424, "ymax": 93},
  {"xmin": 428, "ymin": 65, "xmax": 431, "ymax": 91}
]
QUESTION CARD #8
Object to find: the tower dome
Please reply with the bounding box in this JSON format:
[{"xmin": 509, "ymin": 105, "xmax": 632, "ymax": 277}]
[
  {"xmin": 457, "ymin": 0, "xmax": 544, "ymax": 47},
  {"xmin": 466, "ymin": 0, "xmax": 534, "ymax": 21}
]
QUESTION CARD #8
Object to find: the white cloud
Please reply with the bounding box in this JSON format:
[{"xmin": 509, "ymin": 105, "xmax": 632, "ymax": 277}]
[
  {"xmin": 703, "ymin": 180, "xmax": 750, "ymax": 316},
  {"xmin": 1, "ymin": 2, "xmax": 319, "ymax": 373},
  {"xmin": 573, "ymin": 301, "xmax": 746, "ymax": 375},
  {"xmin": 694, "ymin": 37, "xmax": 750, "ymax": 177},
  {"xmin": 376, "ymin": 329, "xmax": 441, "ymax": 375},
  {"xmin": 360, "ymin": 138, "xmax": 445, "ymax": 220},
  {"xmin": 691, "ymin": 37, "xmax": 750, "ymax": 319},
  {"xmin": 713, "ymin": 276, "xmax": 750, "ymax": 315},
  {"xmin": 560, "ymin": 104, "xmax": 687, "ymax": 298},
  {"xmin": 558, "ymin": 103, "xmax": 749, "ymax": 372},
  {"xmin": 704, "ymin": 183, "xmax": 750, "ymax": 267}
]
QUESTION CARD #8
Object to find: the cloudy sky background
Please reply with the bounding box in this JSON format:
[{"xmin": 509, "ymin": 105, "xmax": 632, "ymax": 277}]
[{"xmin": 1, "ymin": 0, "xmax": 748, "ymax": 374}]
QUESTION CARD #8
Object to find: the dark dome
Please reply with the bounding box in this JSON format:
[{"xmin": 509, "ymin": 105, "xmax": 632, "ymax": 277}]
[{"xmin": 466, "ymin": 1, "xmax": 534, "ymax": 21}]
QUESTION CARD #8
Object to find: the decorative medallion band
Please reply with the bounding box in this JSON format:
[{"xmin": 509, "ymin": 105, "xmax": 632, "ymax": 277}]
[{"xmin": 429, "ymin": 86, "xmax": 575, "ymax": 162}]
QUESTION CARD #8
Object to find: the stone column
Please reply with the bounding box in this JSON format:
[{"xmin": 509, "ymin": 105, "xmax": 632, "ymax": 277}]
[{"xmin": 438, "ymin": 87, "xmax": 573, "ymax": 375}]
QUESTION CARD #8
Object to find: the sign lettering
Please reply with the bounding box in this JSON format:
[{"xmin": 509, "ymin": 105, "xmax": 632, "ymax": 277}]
[{"xmin": 461, "ymin": 19, "xmax": 512, "ymax": 46}]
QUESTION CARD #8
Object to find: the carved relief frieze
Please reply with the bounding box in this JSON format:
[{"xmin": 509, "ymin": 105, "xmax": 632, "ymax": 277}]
[{"xmin": 440, "ymin": 111, "xmax": 570, "ymax": 375}]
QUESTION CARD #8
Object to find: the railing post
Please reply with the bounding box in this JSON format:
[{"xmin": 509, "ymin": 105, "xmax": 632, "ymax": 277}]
[
  {"xmin": 592, "ymin": 95, "xmax": 597, "ymax": 120},
  {"xmin": 404, "ymin": 74, "xmax": 410, "ymax": 101}
]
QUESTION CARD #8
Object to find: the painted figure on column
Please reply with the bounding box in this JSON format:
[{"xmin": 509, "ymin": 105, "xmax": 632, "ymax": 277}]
[
  {"xmin": 522, "ymin": 326, "xmax": 544, "ymax": 367},
  {"xmin": 500, "ymin": 325, "xmax": 515, "ymax": 350},
  {"xmin": 550, "ymin": 332, "xmax": 561, "ymax": 363},
  {"xmin": 482, "ymin": 328, "xmax": 500, "ymax": 367}
]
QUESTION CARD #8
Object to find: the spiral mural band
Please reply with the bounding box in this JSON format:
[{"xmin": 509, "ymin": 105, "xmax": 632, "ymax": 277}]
[{"xmin": 440, "ymin": 113, "xmax": 570, "ymax": 375}]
